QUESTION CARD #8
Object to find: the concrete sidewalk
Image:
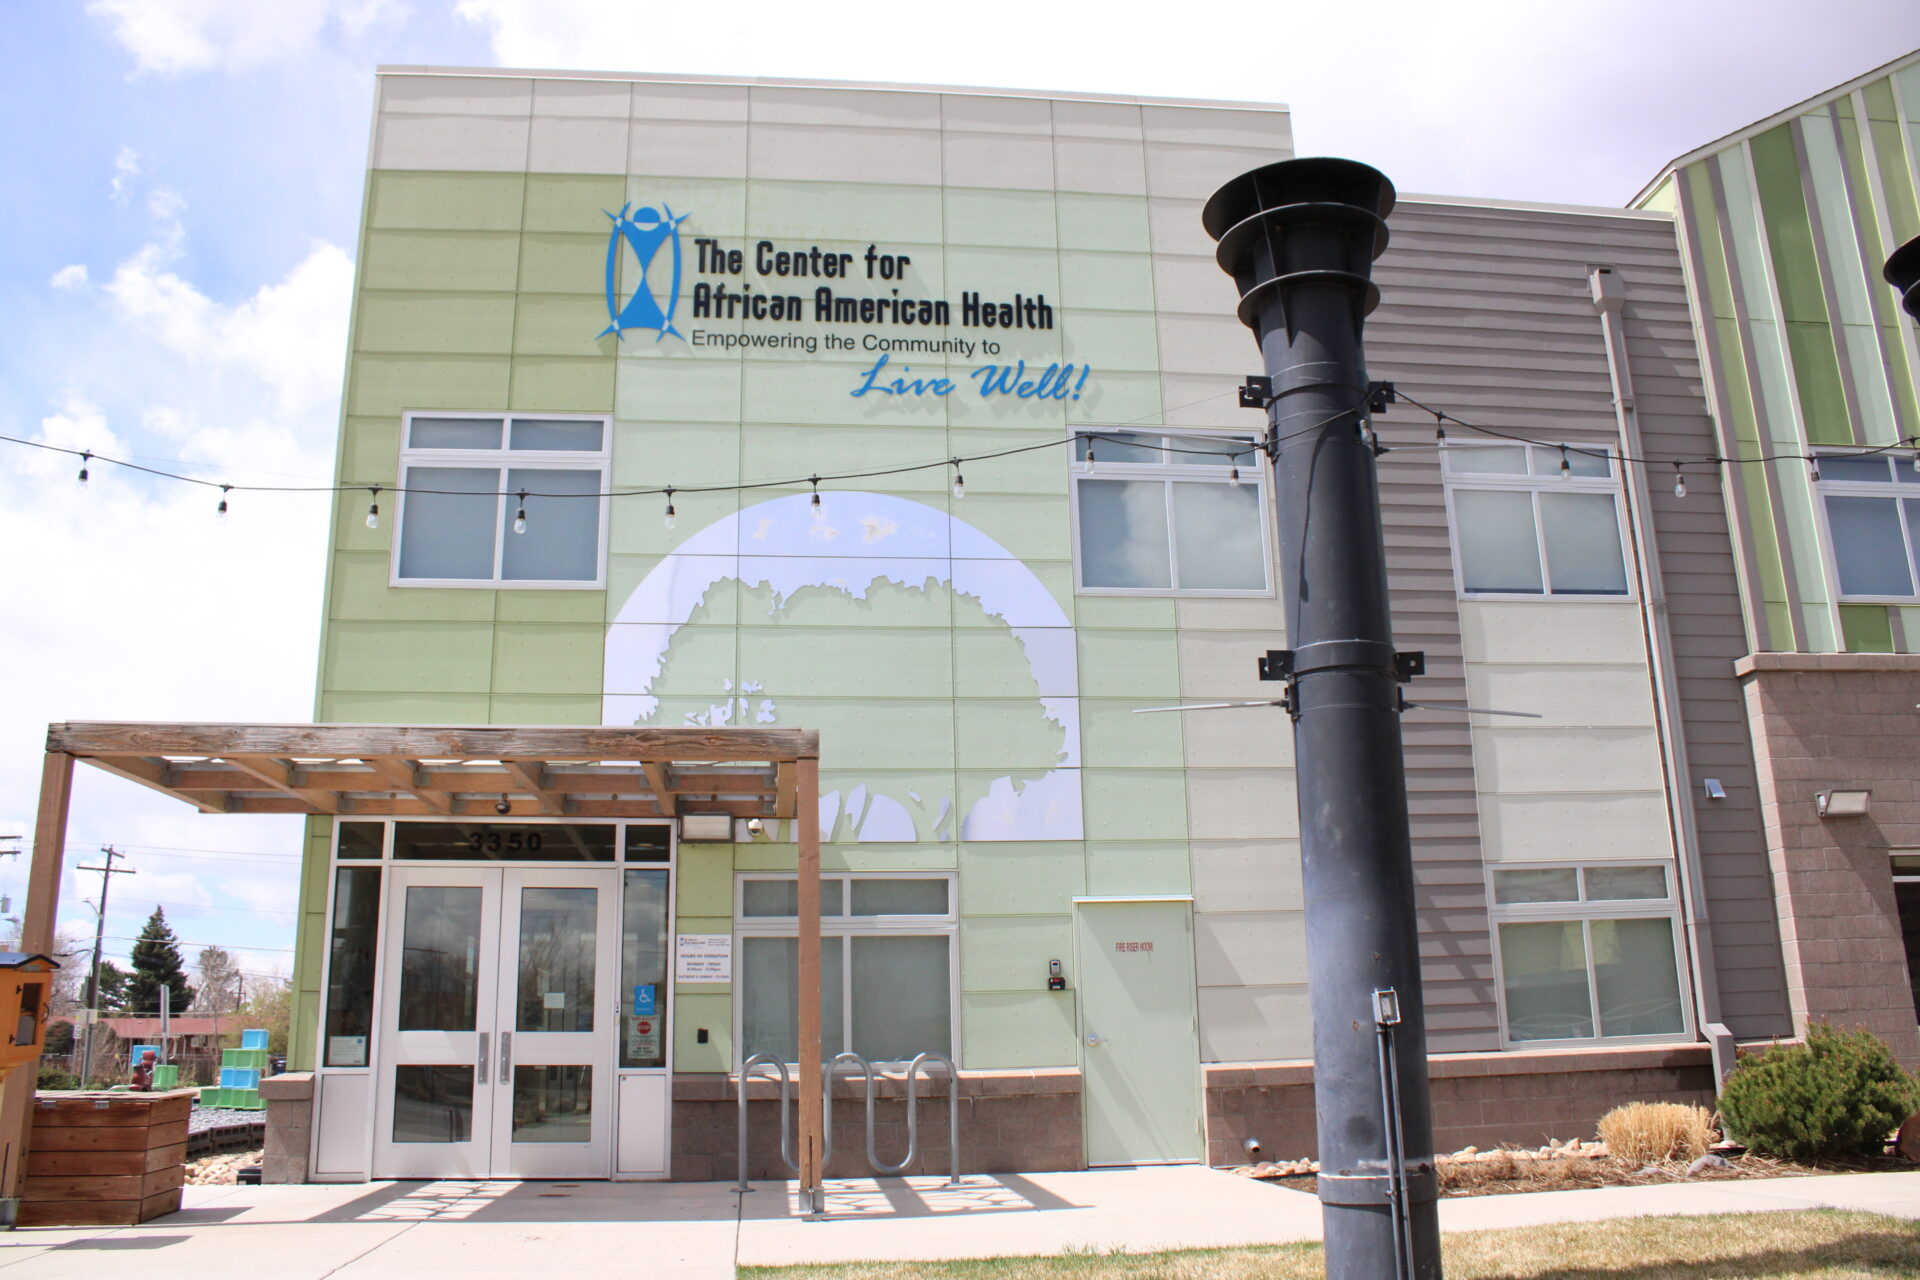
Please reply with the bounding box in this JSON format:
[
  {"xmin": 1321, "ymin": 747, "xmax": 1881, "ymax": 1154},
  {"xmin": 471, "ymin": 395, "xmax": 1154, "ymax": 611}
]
[{"xmin": 0, "ymin": 1167, "xmax": 1913, "ymax": 1279}]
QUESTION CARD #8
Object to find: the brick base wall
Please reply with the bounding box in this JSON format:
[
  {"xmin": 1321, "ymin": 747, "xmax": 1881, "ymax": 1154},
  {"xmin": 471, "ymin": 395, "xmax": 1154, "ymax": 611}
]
[
  {"xmin": 1737, "ymin": 655, "xmax": 1920, "ymax": 1066},
  {"xmin": 1203, "ymin": 1044, "xmax": 1716, "ymax": 1166},
  {"xmin": 669, "ymin": 1068, "xmax": 1082, "ymax": 1182}
]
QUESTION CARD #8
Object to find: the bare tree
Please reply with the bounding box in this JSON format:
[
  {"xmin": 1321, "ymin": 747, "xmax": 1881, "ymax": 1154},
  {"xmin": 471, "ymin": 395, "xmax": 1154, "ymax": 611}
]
[{"xmin": 191, "ymin": 946, "xmax": 244, "ymax": 1013}]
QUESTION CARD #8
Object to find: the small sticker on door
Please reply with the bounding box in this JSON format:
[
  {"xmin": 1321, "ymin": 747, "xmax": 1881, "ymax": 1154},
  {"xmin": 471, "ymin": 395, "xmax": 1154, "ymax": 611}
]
[
  {"xmin": 543, "ymin": 991, "xmax": 567, "ymax": 1009},
  {"xmin": 1114, "ymin": 941, "xmax": 1155, "ymax": 953}
]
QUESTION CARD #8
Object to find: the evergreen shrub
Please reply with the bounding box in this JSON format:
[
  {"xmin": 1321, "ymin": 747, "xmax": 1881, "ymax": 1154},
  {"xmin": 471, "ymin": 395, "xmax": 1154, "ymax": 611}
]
[{"xmin": 1716, "ymin": 1023, "xmax": 1918, "ymax": 1160}]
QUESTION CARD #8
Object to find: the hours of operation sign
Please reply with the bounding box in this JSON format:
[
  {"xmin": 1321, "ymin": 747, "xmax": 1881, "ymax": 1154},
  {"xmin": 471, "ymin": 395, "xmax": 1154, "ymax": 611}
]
[{"xmin": 675, "ymin": 934, "xmax": 732, "ymax": 983}]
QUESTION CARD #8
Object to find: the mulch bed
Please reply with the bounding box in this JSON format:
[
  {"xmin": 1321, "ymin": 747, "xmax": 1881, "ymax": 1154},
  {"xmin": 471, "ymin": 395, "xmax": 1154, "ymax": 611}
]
[{"xmin": 1247, "ymin": 1150, "xmax": 1911, "ymax": 1198}]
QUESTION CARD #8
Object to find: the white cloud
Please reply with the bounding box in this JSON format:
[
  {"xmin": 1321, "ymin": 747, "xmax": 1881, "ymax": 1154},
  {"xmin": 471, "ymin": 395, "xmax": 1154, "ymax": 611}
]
[
  {"xmin": 88, "ymin": 0, "xmax": 403, "ymax": 75},
  {"xmin": 110, "ymin": 146, "xmax": 140, "ymax": 204},
  {"xmin": 105, "ymin": 239, "xmax": 353, "ymax": 413},
  {"xmin": 50, "ymin": 265, "xmax": 89, "ymax": 292}
]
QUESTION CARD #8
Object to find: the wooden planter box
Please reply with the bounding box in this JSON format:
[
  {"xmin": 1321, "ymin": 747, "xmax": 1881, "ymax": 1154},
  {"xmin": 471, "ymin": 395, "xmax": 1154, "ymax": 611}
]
[{"xmin": 21, "ymin": 1090, "xmax": 195, "ymax": 1227}]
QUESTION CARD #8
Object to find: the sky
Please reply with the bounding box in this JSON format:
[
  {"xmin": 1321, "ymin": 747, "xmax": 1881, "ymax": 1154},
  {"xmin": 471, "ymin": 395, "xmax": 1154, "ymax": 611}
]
[{"xmin": 1, "ymin": 0, "xmax": 1916, "ymax": 987}]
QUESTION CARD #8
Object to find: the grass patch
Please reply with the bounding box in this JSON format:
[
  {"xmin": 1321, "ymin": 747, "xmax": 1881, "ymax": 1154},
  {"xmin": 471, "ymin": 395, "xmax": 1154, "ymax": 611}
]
[{"xmin": 740, "ymin": 1210, "xmax": 1920, "ymax": 1279}]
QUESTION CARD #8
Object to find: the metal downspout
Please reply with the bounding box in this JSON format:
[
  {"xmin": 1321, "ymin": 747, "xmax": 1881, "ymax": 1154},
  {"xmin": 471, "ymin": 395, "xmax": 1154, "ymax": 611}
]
[{"xmin": 1589, "ymin": 265, "xmax": 1736, "ymax": 1083}]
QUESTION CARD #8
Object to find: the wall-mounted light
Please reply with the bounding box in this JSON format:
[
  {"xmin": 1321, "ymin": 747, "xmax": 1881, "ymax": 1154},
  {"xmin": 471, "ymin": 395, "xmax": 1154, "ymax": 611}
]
[
  {"xmin": 1703, "ymin": 778, "xmax": 1727, "ymax": 801},
  {"xmin": 1816, "ymin": 789, "xmax": 1872, "ymax": 818},
  {"xmin": 678, "ymin": 814, "xmax": 733, "ymax": 842}
]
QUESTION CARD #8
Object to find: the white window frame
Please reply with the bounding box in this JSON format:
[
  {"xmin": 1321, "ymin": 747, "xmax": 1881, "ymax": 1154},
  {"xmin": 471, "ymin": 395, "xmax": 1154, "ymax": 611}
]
[
  {"xmin": 731, "ymin": 872, "xmax": 959, "ymax": 1068},
  {"xmin": 1068, "ymin": 427, "xmax": 1274, "ymax": 597},
  {"xmin": 1441, "ymin": 442, "xmax": 1635, "ymax": 602},
  {"xmin": 1810, "ymin": 450, "xmax": 1920, "ymax": 604},
  {"xmin": 1486, "ymin": 860, "xmax": 1693, "ymax": 1050},
  {"xmin": 391, "ymin": 410, "xmax": 611, "ymax": 590}
]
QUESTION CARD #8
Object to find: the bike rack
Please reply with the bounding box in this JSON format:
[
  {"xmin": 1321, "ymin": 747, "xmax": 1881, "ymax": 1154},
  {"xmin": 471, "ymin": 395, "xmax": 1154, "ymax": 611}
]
[{"xmin": 734, "ymin": 1050, "xmax": 962, "ymax": 1194}]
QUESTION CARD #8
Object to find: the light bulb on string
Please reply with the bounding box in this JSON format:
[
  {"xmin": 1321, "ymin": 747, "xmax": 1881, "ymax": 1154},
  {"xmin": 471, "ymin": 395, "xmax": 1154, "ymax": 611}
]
[
  {"xmin": 950, "ymin": 460, "xmax": 965, "ymax": 499},
  {"xmin": 77, "ymin": 452, "xmax": 90, "ymax": 484},
  {"xmin": 1558, "ymin": 445, "xmax": 1571, "ymax": 478},
  {"xmin": 216, "ymin": 485, "xmax": 231, "ymax": 522},
  {"xmin": 809, "ymin": 476, "xmax": 824, "ymax": 522},
  {"xmin": 1809, "ymin": 457, "xmax": 1821, "ymax": 483},
  {"xmin": 365, "ymin": 487, "xmax": 381, "ymax": 530},
  {"xmin": 663, "ymin": 486, "xmax": 676, "ymax": 530},
  {"xmin": 1085, "ymin": 435, "xmax": 1096, "ymax": 465},
  {"xmin": 513, "ymin": 490, "xmax": 528, "ymax": 535},
  {"xmin": 1433, "ymin": 413, "xmax": 1447, "ymax": 444},
  {"xmin": 1672, "ymin": 463, "xmax": 1686, "ymax": 498},
  {"xmin": 1910, "ymin": 440, "xmax": 1919, "ymax": 476}
]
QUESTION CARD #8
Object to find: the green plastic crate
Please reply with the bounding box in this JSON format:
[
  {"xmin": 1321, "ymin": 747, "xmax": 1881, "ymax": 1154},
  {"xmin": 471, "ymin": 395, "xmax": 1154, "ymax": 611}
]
[
  {"xmin": 151, "ymin": 1064, "xmax": 180, "ymax": 1089},
  {"xmin": 221, "ymin": 1048, "xmax": 268, "ymax": 1071}
]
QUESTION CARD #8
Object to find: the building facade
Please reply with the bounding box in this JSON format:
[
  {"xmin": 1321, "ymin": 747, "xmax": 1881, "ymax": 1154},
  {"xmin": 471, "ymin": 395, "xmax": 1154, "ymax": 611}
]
[
  {"xmin": 1634, "ymin": 51, "xmax": 1920, "ymax": 1064},
  {"xmin": 271, "ymin": 62, "xmax": 1916, "ymax": 1185}
]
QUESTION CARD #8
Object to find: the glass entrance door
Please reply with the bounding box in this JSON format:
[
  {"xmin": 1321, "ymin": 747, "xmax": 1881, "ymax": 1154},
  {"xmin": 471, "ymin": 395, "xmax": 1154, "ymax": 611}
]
[{"xmin": 372, "ymin": 866, "xmax": 618, "ymax": 1179}]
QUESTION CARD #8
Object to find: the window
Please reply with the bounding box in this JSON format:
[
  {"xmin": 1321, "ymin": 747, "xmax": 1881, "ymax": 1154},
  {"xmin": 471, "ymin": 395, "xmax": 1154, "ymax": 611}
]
[
  {"xmin": 1893, "ymin": 853, "xmax": 1920, "ymax": 1023},
  {"xmin": 1071, "ymin": 430, "xmax": 1270, "ymax": 594},
  {"xmin": 1814, "ymin": 452, "xmax": 1920, "ymax": 600},
  {"xmin": 1488, "ymin": 863, "xmax": 1689, "ymax": 1045},
  {"xmin": 394, "ymin": 412, "xmax": 609, "ymax": 587},
  {"xmin": 735, "ymin": 874, "xmax": 955, "ymax": 1065},
  {"xmin": 1444, "ymin": 444, "xmax": 1630, "ymax": 597}
]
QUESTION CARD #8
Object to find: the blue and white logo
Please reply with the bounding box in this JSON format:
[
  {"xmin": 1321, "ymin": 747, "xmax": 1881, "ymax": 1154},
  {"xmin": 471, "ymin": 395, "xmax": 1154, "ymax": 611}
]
[{"xmin": 602, "ymin": 202, "xmax": 689, "ymax": 342}]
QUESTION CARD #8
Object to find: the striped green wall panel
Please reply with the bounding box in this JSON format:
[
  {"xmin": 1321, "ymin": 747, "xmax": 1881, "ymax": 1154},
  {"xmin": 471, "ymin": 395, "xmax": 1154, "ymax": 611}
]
[
  {"xmin": 1752, "ymin": 126, "xmax": 1850, "ymax": 441},
  {"xmin": 1839, "ymin": 603, "xmax": 1895, "ymax": 653}
]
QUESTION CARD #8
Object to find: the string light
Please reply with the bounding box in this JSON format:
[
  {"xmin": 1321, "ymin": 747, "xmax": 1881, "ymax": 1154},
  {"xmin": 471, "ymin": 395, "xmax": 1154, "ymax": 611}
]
[
  {"xmin": 1809, "ymin": 457, "xmax": 1821, "ymax": 483},
  {"xmin": 1230, "ymin": 458, "xmax": 1243, "ymax": 485},
  {"xmin": 663, "ymin": 486, "xmax": 676, "ymax": 530},
  {"xmin": 77, "ymin": 451, "xmax": 90, "ymax": 484},
  {"xmin": 365, "ymin": 487, "xmax": 380, "ymax": 530},
  {"xmin": 1558, "ymin": 445, "xmax": 1571, "ymax": 478},
  {"xmin": 1085, "ymin": 435, "xmax": 1096, "ymax": 464},
  {"xmin": 950, "ymin": 460, "xmax": 965, "ymax": 499},
  {"xmin": 1433, "ymin": 412, "xmax": 1446, "ymax": 443},
  {"xmin": 1910, "ymin": 441, "xmax": 1919, "ymax": 476},
  {"xmin": 1672, "ymin": 463, "xmax": 1686, "ymax": 499},
  {"xmin": 809, "ymin": 476, "xmax": 824, "ymax": 522},
  {"xmin": 513, "ymin": 490, "xmax": 528, "ymax": 535},
  {"xmin": 216, "ymin": 485, "xmax": 231, "ymax": 522}
]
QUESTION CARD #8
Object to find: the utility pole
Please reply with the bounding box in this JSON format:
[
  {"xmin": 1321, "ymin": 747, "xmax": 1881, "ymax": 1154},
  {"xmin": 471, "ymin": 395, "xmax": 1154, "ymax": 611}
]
[
  {"xmin": 76, "ymin": 847, "xmax": 134, "ymax": 1087},
  {"xmin": 1204, "ymin": 159, "xmax": 1442, "ymax": 1280}
]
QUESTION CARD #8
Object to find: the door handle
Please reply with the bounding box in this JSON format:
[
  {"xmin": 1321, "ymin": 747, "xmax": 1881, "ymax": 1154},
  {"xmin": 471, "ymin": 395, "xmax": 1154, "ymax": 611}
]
[
  {"xmin": 1085, "ymin": 1032, "xmax": 1103, "ymax": 1047},
  {"xmin": 499, "ymin": 1031, "xmax": 512, "ymax": 1082},
  {"xmin": 477, "ymin": 1032, "xmax": 490, "ymax": 1085}
]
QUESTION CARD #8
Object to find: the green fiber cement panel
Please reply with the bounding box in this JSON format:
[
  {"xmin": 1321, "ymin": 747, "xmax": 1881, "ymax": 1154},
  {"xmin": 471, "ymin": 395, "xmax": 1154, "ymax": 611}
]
[
  {"xmin": 319, "ymin": 690, "xmax": 495, "ymax": 723},
  {"xmin": 488, "ymin": 694, "xmax": 599, "ymax": 723},
  {"xmin": 1862, "ymin": 79, "xmax": 1900, "ymax": 122},
  {"xmin": 329, "ymin": 553, "xmax": 495, "ymax": 622},
  {"xmin": 522, "ymin": 174, "xmax": 626, "ymax": 233},
  {"xmin": 736, "ymin": 627, "xmax": 954, "ymax": 697},
  {"xmin": 362, "ymin": 229, "xmax": 521, "ymax": 293},
  {"xmin": 517, "ymin": 232, "xmax": 605, "ymax": 296},
  {"xmin": 954, "ymin": 699, "xmax": 1078, "ymax": 770},
  {"xmin": 514, "ymin": 295, "xmax": 621, "ymax": 358},
  {"xmin": 961, "ymin": 991, "xmax": 1077, "ymax": 1068},
  {"xmin": 495, "ymin": 588, "xmax": 603, "ymax": 623},
  {"xmin": 1840, "ymin": 603, "xmax": 1895, "ymax": 653},
  {"xmin": 1077, "ymin": 628, "xmax": 1180, "ymax": 694},
  {"xmin": 615, "ymin": 362, "xmax": 749, "ymax": 427},
  {"xmin": 943, "ymin": 189, "xmax": 1059, "ymax": 249},
  {"xmin": 326, "ymin": 620, "xmax": 495, "ymax": 693},
  {"xmin": 355, "ymin": 291, "xmax": 515, "ymax": 356},
  {"xmin": 1055, "ymin": 194, "xmax": 1152, "ymax": 252},
  {"xmin": 367, "ymin": 172, "xmax": 526, "ymax": 231},
  {"xmin": 1058, "ymin": 251, "xmax": 1156, "ymax": 312},
  {"xmin": 676, "ymin": 846, "xmax": 733, "ymax": 917},
  {"xmin": 1785, "ymin": 324, "xmax": 1851, "ymax": 444},
  {"xmin": 740, "ymin": 425, "xmax": 953, "ymax": 491},
  {"xmin": 1082, "ymin": 769, "xmax": 1189, "ymax": 841},
  {"xmin": 1871, "ymin": 115, "xmax": 1920, "ymax": 245},
  {"xmin": 961, "ymin": 915, "xmax": 1073, "ymax": 991},
  {"xmin": 1085, "ymin": 841, "xmax": 1192, "ymax": 896},
  {"xmin": 746, "ymin": 180, "xmax": 945, "ymax": 243},
  {"xmin": 1687, "ymin": 165, "xmax": 1738, "ymax": 322},
  {"xmin": 490, "ymin": 622, "xmax": 605, "ymax": 695},
  {"xmin": 959, "ymin": 843, "xmax": 1086, "ymax": 915},
  {"xmin": 673, "ymin": 993, "xmax": 731, "ymax": 1072},
  {"xmin": 1749, "ymin": 126, "xmax": 1829, "ymax": 324},
  {"xmin": 1079, "ymin": 697, "xmax": 1183, "ymax": 768},
  {"xmin": 508, "ymin": 355, "xmax": 616, "ymax": 412},
  {"xmin": 611, "ymin": 423, "xmax": 743, "ymax": 486},
  {"xmin": 349, "ymin": 354, "xmax": 511, "ymax": 417}
]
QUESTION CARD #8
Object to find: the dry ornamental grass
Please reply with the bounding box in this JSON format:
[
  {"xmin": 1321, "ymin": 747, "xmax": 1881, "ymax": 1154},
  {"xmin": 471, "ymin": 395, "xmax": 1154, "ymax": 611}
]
[{"xmin": 1597, "ymin": 1102, "xmax": 1714, "ymax": 1165}]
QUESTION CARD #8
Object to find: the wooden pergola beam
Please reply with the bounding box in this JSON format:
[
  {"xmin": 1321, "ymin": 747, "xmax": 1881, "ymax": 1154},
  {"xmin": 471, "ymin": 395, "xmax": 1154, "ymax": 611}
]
[
  {"xmin": 501, "ymin": 760, "xmax": 566, "ymax": 816},
  {"xmin": 223, "ymin": 755, "xmax": 341, "ymax": 813},
  {"xmin": 48, "ymin": 721, "xmax": 816, "ymax": 764},
  {"xmin": 642, "ymin": 761, "xmax": 676, "ymax": 815},
  {"xmin": 85, "ymin": 754, "xmax": 229, "ymax": 814},
  {"xmin": 365, "ymin": 756, "xmax": 453, "ymax": 814}
]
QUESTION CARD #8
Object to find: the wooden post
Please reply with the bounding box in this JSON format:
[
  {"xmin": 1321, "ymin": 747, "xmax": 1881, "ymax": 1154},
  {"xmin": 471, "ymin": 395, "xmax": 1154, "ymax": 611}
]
[
  {"xmin": 794, "ymin": 756, "xmax": 823, "ymax": 1215},
  {"xmin": 1, "ymin": 751, "xmax": 75, "ymax": 1201}
]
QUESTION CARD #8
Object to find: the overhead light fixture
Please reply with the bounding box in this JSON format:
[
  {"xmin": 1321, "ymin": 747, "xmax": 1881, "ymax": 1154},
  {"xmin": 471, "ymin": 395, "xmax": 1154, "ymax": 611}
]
[{"xmin": 1816, "ymin": 789, "xmax": 1871, "ymax": 818}]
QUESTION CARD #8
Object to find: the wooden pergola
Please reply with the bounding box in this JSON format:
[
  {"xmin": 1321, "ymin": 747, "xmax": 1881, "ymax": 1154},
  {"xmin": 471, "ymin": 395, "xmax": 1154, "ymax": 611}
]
[{"xmin": 4, "ymin": 721, "xmax": 828, "ymax": 1205}]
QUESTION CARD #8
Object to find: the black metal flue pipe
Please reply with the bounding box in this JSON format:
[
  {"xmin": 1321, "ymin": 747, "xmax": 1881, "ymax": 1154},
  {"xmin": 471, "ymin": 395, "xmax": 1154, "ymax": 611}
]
[
  {"xmin": 1885, "ymin": 234, "xmax": 1920, "ymax": 322},
  {"xmin": 1202, "ymin": 158, "xmax": 1441, "ymax": 1280}
]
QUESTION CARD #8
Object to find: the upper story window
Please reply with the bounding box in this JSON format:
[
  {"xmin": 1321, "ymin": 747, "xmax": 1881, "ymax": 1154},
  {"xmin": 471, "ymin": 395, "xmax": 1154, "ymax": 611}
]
[
  {"xmin": 1815, "ymin": 452, "xmax": 1920, "ymax": 600},
  {"xmin": 1071, "ymin": 430, "xmax": 1270, "ymax": 595},
  {"xmin": 1443, "ymin": 443, "xmax": 1630, "ymax": 598},
  {"xmin": 393, "ymin": 413, "xmax": 610, "ymax": 588},
  {"xmin": 1488, "ymin": 862, "xmax": 1688, "ymax": 1046}
]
